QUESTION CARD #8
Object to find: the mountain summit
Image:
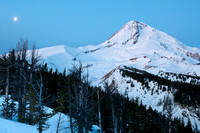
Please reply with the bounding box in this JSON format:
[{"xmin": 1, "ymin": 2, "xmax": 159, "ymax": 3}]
[{"xmin": 106, "ymin": 21, "xmax": 147, "ymax": 45}]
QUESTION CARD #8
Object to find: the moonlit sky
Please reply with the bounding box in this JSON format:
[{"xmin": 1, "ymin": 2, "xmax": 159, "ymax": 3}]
[{"xmin": 0, "ymin": 0, "xmax": 200, "ymax": 54}]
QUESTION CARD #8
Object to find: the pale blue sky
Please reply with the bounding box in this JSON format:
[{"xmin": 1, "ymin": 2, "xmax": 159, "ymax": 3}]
[{"xmin": 0, "ymin": 0, "xmax": 200, "ymax": 53}]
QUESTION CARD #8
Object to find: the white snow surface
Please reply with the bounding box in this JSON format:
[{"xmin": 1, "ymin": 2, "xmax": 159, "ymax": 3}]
[
  {"xmin": 0, "ymin": 112, "xmax": 72, "ymax": 133},
  {"xmin": 0, "ymin": 117, "xmax": 38, "ymax": 133}
]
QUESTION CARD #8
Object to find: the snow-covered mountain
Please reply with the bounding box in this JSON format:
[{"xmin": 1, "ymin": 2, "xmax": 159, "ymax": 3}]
[
  {"xmin": 38, "ymin": 20, "xmax": 200, "ymax": 129},
  {"xmin": 39, "ymin": 20, "xmax": 200, "ymax": 82}
]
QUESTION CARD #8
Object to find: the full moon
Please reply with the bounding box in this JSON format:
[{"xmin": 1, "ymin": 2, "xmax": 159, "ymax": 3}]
[{"xmin": 13, "ymin": 17, "xmax": 18, "ymax": 22}]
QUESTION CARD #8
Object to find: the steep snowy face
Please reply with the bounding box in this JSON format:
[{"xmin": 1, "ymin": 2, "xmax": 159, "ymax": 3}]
[
  {"xmin": 101, "ymin": 20, "xmax": 200, "ymax": 62},
  {"xmin": 105, "ymin": 21, "xmax": 147, "ymax": 45}
]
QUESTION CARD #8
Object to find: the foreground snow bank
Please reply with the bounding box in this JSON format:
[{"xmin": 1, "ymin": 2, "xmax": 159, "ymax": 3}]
[
  {"xmin": 0, "ymin": 113, "xmax": 71, "ymax": 133},
  {"xmin": 0, "ymin": 117, "xmax": 38, "ymax": 133}
]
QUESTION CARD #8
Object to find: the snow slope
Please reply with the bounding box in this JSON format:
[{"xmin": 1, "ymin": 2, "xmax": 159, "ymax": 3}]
[
  {"xmin": 100, "ymin": 66, "xmax": 200, "ymax": 130},
  {"xmin": 0, "ymin": 117, "xmax": 38, "ymax": 133},
  {"xmin": 0, "ymin": 112, "xmax": 72, "ymax": 133}
]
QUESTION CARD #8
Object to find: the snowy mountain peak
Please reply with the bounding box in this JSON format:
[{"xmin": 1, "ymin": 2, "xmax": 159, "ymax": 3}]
[
  {"xmin": 107, "ymin": 20, "xmax": 147, "ymax": 45},
  {"xmin": 104, "ymin": 20, "xmax": 185, "ymax": 50}
]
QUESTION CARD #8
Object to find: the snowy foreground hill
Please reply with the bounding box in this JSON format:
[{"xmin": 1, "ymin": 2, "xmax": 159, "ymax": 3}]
[
  {"xmin": 0, "ymin": 112, "xmax": 72, "ymax": 133},
  {"xmin": 0, "ymin": 96, "xmax": 99, "ymax": 133},
  {"xmin": 0, "ymin": 96, "xmax": 71, "ymax": 133},
  {"xmin": 37, "ymin": 20, "xmax": 200, "ymax": 130}
]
